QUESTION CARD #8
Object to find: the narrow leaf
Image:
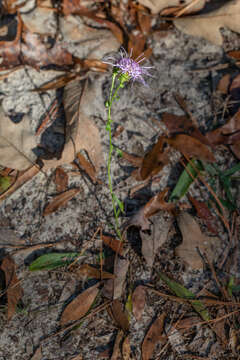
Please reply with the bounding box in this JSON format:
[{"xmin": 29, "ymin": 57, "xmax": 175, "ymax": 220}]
[
  {"xmin": 29, "ymin": 252, "xmax": 79, "ymax": 271},
  {"xmin": 158, "ymin": 272, "xmax": 210, "ymax": 321},
  {"xmin": 43, "ymin": 188, "xmax": 80, "ymax": 215}
]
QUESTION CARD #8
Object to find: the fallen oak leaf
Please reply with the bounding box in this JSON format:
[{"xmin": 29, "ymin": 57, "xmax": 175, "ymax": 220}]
[
  {"xmin": 1, "ymin": 255, "xmax": 24, "ymax": 321},
  {"xmin": 162, "ymin": 112, "xmax": 210, "ymax": 145},
  {"xmin": 21, "ymin": 31, "xmax": 73, "ymax": 69},
  {"xmin": 206, "ymin": 109, "xmax": 240, "ymax": 146},
  {"xmin": 176, "ymin": 212, "xmax": 219, "ymax": 269},
  {"xmin": 188, "ymin": 195, "xmax": 218, "ymax": 235},
  {"xmin": 174, "ymin": 1, "xmax": 240, "ymax": 45},
  {"xmin": 167, "ymin": 134, "xmax": 216, "ymax": 162},
  {"xmin": 43, "ymin": 188, "xmax": 80, "ymax": 216},
  {"xmin": 140, "ymin": 136, "xmax": 169, "ymax": 180},
  {"xmin": 60, "ymin": 283, "xmax": 100, "ymax": 326},
  {"xmin": 76, "ymin": 152, "xmax": 99, "ymax": 184},
  {"xmin": 126, "ymin": 189, "xmax": 175, "ymax": 231},
  {"xmin": 0, "ymin": 104, "xmax": 38, "ymax": 170}
]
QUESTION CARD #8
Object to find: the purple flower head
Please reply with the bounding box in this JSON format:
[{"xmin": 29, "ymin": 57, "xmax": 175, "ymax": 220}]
[{"xmin": 103, "ymin": 47, "xmax": 153, "ymax": 86}]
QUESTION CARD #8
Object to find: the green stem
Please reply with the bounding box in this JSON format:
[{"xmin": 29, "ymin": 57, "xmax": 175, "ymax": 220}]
[{"xmin": 106, "ymin": 74, "xmax": 124, "ymax": 240}]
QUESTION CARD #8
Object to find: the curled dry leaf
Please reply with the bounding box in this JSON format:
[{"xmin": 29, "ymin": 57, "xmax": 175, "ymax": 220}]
[
  {"xmin": 43, "ymin": 188, "xmax": 80, "ymax": 216},
  {"xmin": 127, "ymin": 189, "xmax": 175, "ymax": 231},
  {"xmin": 0, "ymin": 104, "xmax": 38, "ymax": 170},
  {"xmin": 176, "ymin": 212, "xmax": 219, "ymax": 269},
  {"xmin": 75, "ymin": 264, "xmax": 114, "ymax": 280},
  {"xmin": 111, "ymin": 330, "xmax": 124, "ymax": 360},
  {"xmin": 140, "ymin": 136, "xmax": 169, "ymax": 180},
  {"xmin": 132, "ymin": 285, "xmax": 146, "ymax": 321},
  {"xmin": 167, "ymin": 134, "xmax": 215, "ymax": 162},
  {"xmin": 55, "ymin": 167, "xmax": 68, "ymax": 193},
  {"xmin": 142, "ymin": 313, "xmax": 166, "ymax": 360},
  {"xmin": 174, "ymin": 1, "xmax": 240, "ymax": 45},
  {"xmin": 60, "ymin": 283, "xmax": 100, "ymax": 326},
  {"xmin": 1, "ymin": 255, "xmax": 24, "ymax": 321}
]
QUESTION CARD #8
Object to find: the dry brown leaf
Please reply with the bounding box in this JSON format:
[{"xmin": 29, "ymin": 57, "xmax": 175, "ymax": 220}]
[
  {"xmin": 43, "ymin": 80, "xmax": 103, "ymax": 170},
  {"xmin": 140, "ymin": 136, "xmax": 169, "ymax": 180},
  {"xmin": 111, "ymin": 330, "xmax": 124, "ymax": 360},
  {"xmin": 127, "ymin": 190, "xmax": 175, "ymax": 231},
  {"xmin": 109, "ymin": 299, "xmax": 129, "ymax": 332},
  {"xmin": 122, "ymin": 335, "xmax": 131, "ymax": 360},
  {"xmin": 189, "ymin": 196, "xmax": 218, "ymax": 235},
  {"xmin": 141, "ymin": 213, "xmax": 172, "ymax": 268},
  {"xmin": 30, "ymin": 346, "xmax": 42, "ymax": 360},
  {"xmin": 174, "ymin": 1, "xmax": 240, "ymax": 45},
  {"xmin": 0, "ymin": 13, "xmax": 22, "ymax": 70},
  {"xmin": 167, "ymin": 134, "xmax": 215, "ymax": 162},
  {"xmin": 1, "ymin": 255, "xmax": 24, "ymax": 321},
  {"xmin": 206, "ymin": 109, "xmax": 240, "ymax": 148},
  {"xmin": 75, "ymin": 264, "xmax": 114, "ymax": 280},
  {"xmin": 0, "ymin": 228, "xmax": 25, "ymax": 247},
  {"xmin": 0, "ymin": 165, "xmax": 40, "ymax": 202},
  {"xmin": 60, "ymin": 283, "xmax": 99, "ymax": 326},
  {"xmin": 43, "ymin": 188, "xmax": 80, "ymax": 216},
  {"xmin": 55, "ymin": 167, "xmax": 68, "ymax": 193},
  {"xmin": 21, "ymin": 31, "xmax": 73, "ymax": 69},
  {"xmin": 176, "ymin": 212, "xmax": 219, "ymax": 269},
  {"xmin": 102, "ymin": 235, "xmax": 123, "ymax": 255},
  {"xmin": 113, "ymin": 256, "xmax": 129, "ymax": 300},
  {"xmin": 217, "ymin": 74, "xmax": 231, "ymax": 94},
  {"xmin": 121, "ymin": 150, "xmax": 143, "ymax": 167},
  {"xmin": 76, "ymin": 152, "xmax": 98, "ymax": 184},
  {"xmin": 0, "ymin": 104, "xmax": 38, "ymax": 170},
  {"xmin": 162, "ymin": 112, "xmax": 210, "ymax": 145},
  {"xmin": 132, "ymin": 285, "xmax": 146, "ymax": 321},
  {"xmin": 142, "ymin": 313, "xmax": 166, "ymax": 360},
  {"xmin": 138, "ymin": 0, "xmax": 205, "ymax": 14}
]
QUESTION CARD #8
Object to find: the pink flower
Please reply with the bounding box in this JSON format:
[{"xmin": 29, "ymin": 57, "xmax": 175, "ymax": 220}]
[{"xmin": 103, "ymin": 47, "xmax": 153, "ymax": 86}]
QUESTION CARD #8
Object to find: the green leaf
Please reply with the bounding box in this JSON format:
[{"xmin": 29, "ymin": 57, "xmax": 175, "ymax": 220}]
[
  {"xmin": 169, "ymin": 160, "xmax": 202, "ymax": 202},
  {"xmin": 158, "ymin": 272, "xmax": 210, "ymax": 321},
  {"xmin": 112, "ymin": 194, "xmax": 124, "ymax": 213},
  {"xmin": 116, "ymin": 148, "xmax": 123, "ymax": 157},
  {"xmin": 0, "ymin": 175, "xmax": 12, "ymax": 193},
  {"xmin": 227, "ymin": 276, "xmax": 235, "ymax": 297},
  {"xmin": 222, "ymin": 162, "xmax": 240, "ymax": 177},
  {"xmin": 125, "ymin": 293, "xmax": 133, "ymax": 321},
  {"xmin": 29, "ymin": 252, "xmax": 79, "ymax": 271}
]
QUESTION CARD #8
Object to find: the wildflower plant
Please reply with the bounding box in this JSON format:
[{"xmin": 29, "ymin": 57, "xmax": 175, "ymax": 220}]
[{"xmin": 103, "ymin": 47, "xmax": 153, "ymax": 240}]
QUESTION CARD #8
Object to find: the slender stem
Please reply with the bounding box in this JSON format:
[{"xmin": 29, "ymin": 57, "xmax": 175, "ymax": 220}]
[{"xmin": 106, "ymin": 75, "xmax": 123, "ymax": 240}]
